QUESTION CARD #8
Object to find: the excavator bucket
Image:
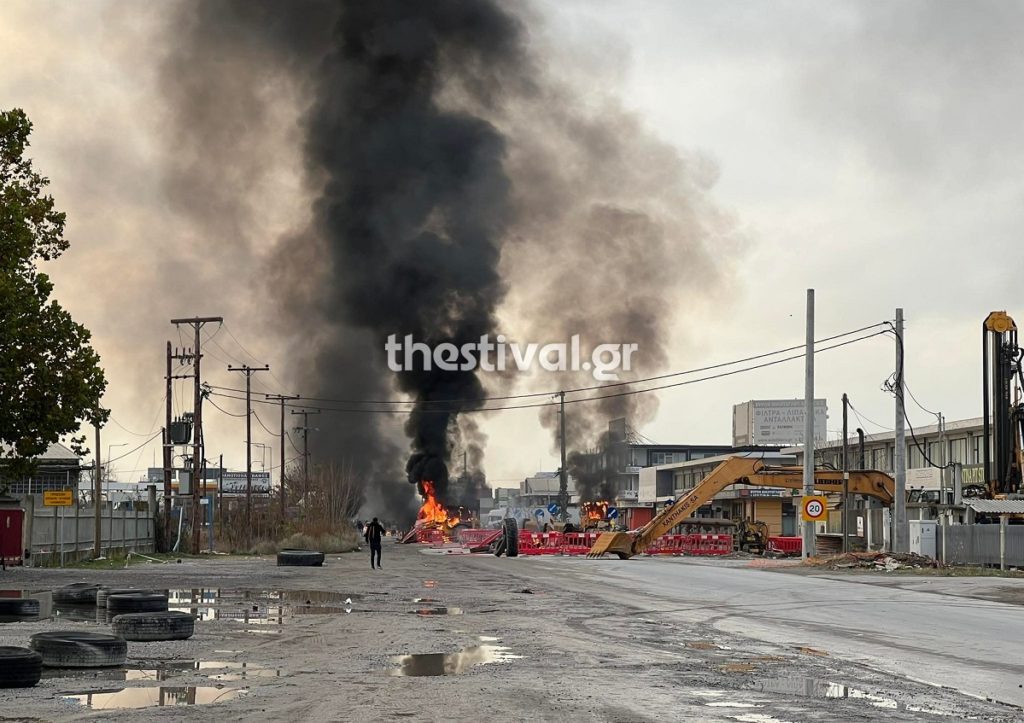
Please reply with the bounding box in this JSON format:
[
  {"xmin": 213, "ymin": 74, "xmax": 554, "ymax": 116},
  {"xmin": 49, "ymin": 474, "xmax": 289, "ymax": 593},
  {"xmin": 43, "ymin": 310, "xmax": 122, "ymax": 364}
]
[{"xmin": 586, "ymin": 532, "xmax": 635, "ymax": 559}]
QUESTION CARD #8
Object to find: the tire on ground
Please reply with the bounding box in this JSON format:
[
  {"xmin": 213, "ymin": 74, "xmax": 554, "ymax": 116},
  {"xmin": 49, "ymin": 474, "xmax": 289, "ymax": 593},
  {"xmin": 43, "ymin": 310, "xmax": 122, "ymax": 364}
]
[
  {"xmin": 53, "ymin": 583, "xmax": 101, "ymax": 605},
  {"xmin": 107, "ymin": 592, "xmax": 169, "ymax": 614},
  {"xmin": 0, "ymin": 598, "xmax": 40, "ymax": 617},
  {"xmin": 112, "ymin": 611, "xmax": 195, "ymax": 641},
  {"xmin": 29, "ymin": 632, "xmax": 127, "ymax": 668},
  {"xmin": 0, "ymin": 647, "xmax": 43, "ymax": 687},
  {"xmin": 276, "ymin": 549, "xmax": 325, "ymax": 567},
  {"xmin": 96, "ymin": 588, "xmax": 139, "ymax": 609},
  {"xmin": 503, "ymin": 518, "xmax": 519, "ymax": 558},
  {"xmin": 492, "ymin": 537, "xmax": 506, "ymax": 557}
]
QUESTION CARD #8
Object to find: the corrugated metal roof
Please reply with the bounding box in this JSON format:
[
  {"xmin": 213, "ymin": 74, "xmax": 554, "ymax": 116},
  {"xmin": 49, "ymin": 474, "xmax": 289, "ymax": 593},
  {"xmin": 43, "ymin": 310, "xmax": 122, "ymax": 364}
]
[{"xmin": 965, "ymin": 499, "xmax": 1024, "ymax": 514}]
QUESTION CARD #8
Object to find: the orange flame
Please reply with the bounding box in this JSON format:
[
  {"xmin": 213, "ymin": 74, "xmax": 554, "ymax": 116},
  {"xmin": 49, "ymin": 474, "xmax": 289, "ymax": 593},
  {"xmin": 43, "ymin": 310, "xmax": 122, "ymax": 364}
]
[
  {"xmin": 417, "ymin": 480, "xmax": 450, "ymax": 526},
  {"xmin": 582, "ymin": 500, "xmax": 609, "ymax": 521}
]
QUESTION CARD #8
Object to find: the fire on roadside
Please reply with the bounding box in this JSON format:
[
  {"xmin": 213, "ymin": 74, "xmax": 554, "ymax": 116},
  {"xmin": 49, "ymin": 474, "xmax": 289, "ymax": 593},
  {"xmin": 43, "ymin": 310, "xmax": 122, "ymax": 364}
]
[
  {"xmin": 417, "ymin": 480, "xmax": 462, "ymax": 529},
  {"xmin": 582, "ymin": 500, "xmax": 610, "ymax": 523}
]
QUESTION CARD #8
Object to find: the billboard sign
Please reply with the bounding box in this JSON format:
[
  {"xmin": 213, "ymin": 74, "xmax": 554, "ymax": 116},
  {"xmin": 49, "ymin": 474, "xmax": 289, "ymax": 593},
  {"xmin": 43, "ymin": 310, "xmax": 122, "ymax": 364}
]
[
  {"xmin": 220, "ymin": 471, "xmax": 272, "ymax": 495},
  {"xmin": 733, "ymin": 399, "xmax": 828, "ymax": 446}
]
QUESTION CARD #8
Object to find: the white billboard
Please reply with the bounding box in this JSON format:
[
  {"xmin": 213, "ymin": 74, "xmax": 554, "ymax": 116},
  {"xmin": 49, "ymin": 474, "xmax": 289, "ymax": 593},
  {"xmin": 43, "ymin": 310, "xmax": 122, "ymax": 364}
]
[
  {"xmin": 733, "ymin": 399, "xmax": 828, "ymax": 446},
  {"xmin": 220, "ymin": 471, "xmax": 272, "ymax": 495}
]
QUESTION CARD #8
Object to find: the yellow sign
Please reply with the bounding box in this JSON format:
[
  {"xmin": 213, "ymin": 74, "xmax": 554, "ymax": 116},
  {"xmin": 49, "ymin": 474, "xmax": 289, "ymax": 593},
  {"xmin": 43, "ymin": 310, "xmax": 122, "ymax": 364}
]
[
  {"xmin": 43, "ymin": 489, "xmax": 73, "ymax": 507},
  {"xmin": 801, "ymin": 496, "xmax": 827, "ymax": 522}
]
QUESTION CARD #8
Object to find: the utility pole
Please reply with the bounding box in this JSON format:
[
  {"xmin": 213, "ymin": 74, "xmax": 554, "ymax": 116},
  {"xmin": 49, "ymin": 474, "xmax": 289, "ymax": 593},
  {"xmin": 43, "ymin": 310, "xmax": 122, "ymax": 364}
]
[
  {"xmin": 893, "ymin": 308, "xmax": 907, "ymax": 553},
  {"xmin": 802, "ymin": 289, "xmax": 816, "ymax": 559},
  {"xmin": 842, "ymin": 393, "xmax": 849, "ymax": 553},
  {"xmin": 218, "ymin": 453, "xmax": 224, "ymax": 540},
  {"xmin": 558, "ymin": 391, "xmax": 568, "ymax": 522},
  {"xmin": 164, "ymin": 341, "xmax": 172, "ymax": 545},
  {"xmin": 291, "ymin": 409, "xmax": 320, "ymax": 508},
  {"xmin": 267, "ymin": 393, "xmax": 300, "ymax": 517},
  {"xmin": 166, "ymin": 343, "xmax": 196, "ymax": 547},
  {"xmin": 94, "ymin": 422, "xmax": 102, "ymax": 558},
  {"xmin": 229, "ymin": 364, "xmax": 270, "ymax": 546},
  {"xmin": 171, "ymin": 316, "xmax": 222, "ymax": 555}
]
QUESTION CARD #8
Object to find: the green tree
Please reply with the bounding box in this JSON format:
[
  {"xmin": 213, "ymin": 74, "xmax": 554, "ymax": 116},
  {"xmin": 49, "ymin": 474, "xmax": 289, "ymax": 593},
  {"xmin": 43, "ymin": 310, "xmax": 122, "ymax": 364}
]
[{"xmin": 0, "ymin": 108, "xmax": 107, "ymax": 479}]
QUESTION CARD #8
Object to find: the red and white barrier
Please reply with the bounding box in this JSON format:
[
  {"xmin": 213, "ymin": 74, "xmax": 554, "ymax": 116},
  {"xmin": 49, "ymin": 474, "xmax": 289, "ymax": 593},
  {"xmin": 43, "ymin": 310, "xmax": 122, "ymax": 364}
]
[{"xmin": 767, "ymin": 536, "xmax": 802, "ymax": 555}]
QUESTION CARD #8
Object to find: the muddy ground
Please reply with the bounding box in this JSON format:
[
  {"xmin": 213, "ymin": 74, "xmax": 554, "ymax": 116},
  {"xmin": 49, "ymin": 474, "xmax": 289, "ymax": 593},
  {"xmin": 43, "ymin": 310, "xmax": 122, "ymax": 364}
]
[{"xmin": 0, "ymin": 543, "xmax": 1019, "ymax": 722}]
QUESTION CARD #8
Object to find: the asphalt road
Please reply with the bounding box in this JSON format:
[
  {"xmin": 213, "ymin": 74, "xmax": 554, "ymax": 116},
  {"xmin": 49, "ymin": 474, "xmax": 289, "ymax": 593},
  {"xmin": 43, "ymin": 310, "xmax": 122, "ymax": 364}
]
[{"xmin": 520, "ymin": 555, "xmax": 1024, "ymax": 709}]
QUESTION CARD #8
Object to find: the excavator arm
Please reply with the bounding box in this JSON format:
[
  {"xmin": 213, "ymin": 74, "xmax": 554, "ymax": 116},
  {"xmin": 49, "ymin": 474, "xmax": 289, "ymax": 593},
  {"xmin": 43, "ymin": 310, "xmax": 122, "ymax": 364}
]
[{"xmin": 587, "ymin": 456, "xmax": 895, "ymax": 559}]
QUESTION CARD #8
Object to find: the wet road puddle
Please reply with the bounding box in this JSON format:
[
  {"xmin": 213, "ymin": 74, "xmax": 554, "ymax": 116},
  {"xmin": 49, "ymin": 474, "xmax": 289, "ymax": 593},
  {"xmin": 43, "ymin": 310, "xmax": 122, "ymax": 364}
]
[
  {"xmin": 751, "ymin": 677, "xmax": 963, "ymax": 716},
  {"xmin": 63, "ymin": 686, "xmax": 247, "ymax": 709},
  {"xmin": 390, "ymin": 638, "xmax": 521, "ymax": 676},
  {"xmin": 44, "ymin": 660, "xmax": 280, "ymax": 683},
  {"xmin": 411, "ymin": 606, "xmax": 463, "ymax": 616},
  {"xmin": 167, "ymin": 588, "xmax": 355, "ymax": 623}
]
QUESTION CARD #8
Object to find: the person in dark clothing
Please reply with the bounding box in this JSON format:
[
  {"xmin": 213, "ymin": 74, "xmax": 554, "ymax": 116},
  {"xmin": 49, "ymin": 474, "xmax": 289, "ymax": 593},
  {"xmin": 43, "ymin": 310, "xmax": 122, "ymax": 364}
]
[{"xmin": 364, "ymin": 517, "xmax": 385, "ymax": 569}]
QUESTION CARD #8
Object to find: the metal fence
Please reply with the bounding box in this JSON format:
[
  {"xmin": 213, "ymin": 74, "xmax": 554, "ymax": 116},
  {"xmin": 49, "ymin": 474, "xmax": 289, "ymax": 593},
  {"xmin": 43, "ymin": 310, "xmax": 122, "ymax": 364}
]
[
  {"xmin": 20, "ymin": 495, "xmax": 155, "ymax": 566},
  {"xmin": 937, "ymin": 524, "xmax": 1024, "ymax": 567}
]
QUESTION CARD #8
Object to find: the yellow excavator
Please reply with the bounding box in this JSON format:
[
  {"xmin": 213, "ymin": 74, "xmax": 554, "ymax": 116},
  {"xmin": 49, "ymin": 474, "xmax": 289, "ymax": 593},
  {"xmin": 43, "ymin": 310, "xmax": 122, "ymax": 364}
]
[{"xmin": 587, "ymin": 456, "xmax": 896, "ymax": 559}]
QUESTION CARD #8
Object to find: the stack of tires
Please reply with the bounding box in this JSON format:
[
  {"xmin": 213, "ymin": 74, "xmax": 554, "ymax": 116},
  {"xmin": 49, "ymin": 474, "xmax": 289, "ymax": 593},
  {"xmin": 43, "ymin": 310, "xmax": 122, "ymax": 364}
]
[
  {"xmin": 492, "ymin": 519, "xmax": 520, "ymax": 558},
  {"xmin": 107, "ymin": 592, "xmax": 169, "ymax": 615},
  {"xmin": 53, "ymin": 583, "xmax": 101, "ymax": 605},
  {"xmin": 0, "ymin": 597, "xmax": 41, "ymax": 622},
  {"xmin": 29, "ymin": 632, "xmax": 127, "ymax": 668},
  {"xmin": 0, "ymin": 647, "xmax": 43, "ymax": 688}
]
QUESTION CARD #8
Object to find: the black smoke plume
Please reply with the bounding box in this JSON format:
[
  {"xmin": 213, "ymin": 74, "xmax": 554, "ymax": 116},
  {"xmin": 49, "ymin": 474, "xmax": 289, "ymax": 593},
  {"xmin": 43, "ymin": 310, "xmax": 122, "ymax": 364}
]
[{"xmin": 159, "ymin": 1, "xmax": 737, "ymax": 520}]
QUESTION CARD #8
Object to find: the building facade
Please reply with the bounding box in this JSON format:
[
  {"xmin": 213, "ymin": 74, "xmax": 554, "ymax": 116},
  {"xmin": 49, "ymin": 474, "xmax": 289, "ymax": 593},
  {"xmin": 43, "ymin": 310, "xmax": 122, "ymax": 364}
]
[{"xmin": 0, "ymin": 442, "xmax": 83, "ymax": 495}]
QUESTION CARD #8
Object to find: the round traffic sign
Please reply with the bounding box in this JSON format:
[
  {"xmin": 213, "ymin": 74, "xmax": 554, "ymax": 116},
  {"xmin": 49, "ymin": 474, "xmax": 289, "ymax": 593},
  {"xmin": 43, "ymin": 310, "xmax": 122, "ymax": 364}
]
[{"xmin": 802, "ymin": 497, "xmax": 827, "ymax": 521}]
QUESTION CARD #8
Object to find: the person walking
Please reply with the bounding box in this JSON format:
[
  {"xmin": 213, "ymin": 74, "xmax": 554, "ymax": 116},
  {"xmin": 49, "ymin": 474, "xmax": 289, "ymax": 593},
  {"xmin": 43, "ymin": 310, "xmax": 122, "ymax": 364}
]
[{"xmin": 364, "ymin": 517, "xmax": 385, "ymax": 569}]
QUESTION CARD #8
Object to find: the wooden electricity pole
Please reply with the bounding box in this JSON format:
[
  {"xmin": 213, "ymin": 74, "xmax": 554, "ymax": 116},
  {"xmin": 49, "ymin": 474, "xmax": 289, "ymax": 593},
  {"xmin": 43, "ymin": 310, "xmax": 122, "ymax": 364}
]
[
  {"xmin": 171, "ymin": 316, "xmax": 222, "ymax": 554},
  {"xmin": 228, "ymin": 364, "xmax": 269, "ymax": 547},
  {"xmin": 290, "ymin": 408, "xmax": 320, "ymax": 509},
  {"xmin": 267, "ymin": 393, "xmax": 300, "ymax": 517}
]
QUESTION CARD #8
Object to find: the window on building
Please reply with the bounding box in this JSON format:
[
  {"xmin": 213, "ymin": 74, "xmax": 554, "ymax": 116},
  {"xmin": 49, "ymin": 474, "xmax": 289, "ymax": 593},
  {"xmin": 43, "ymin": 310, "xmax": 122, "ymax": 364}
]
[
  {"xmin": 970, "ymin": 435, "xmax": 980, "ymax": 464},
  {"xmin": 908, "ymin": 444, "xmax": 925, "ymax": 469},
  {"xmin": 950, "ymin": 437, "xmax": 969, "ymax": 464}
]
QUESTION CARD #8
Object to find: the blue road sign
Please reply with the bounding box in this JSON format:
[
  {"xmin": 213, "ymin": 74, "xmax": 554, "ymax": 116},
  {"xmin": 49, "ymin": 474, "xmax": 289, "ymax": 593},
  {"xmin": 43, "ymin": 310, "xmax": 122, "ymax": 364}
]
[
  {"xmin": 547, "ymin": 503, "xmax": 559, "ymax": 515},
  {"xmin": 607, "ymin": 507, "xmax": 619, "ymax": 519}
]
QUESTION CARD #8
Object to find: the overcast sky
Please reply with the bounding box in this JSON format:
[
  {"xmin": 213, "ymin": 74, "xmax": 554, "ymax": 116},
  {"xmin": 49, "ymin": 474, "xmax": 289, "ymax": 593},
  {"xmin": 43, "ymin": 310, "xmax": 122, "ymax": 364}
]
[{"xmin": 3, "ymin": 1, "xmax": 1020, "ymax": 488}]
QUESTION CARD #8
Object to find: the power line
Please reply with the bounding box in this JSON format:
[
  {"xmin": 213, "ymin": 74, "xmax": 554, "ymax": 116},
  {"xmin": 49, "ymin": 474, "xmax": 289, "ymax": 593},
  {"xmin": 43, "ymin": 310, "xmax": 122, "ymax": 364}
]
[
  {"xmin": 209, "ymin": 330, "xmax": 886, "ymax": 415},
  {"xmin": 222, "ymin": 323, "xmax": 294, "ymax": 394},
  {"xmin": 108, "ymin": 415, "xmax": 156, "ymax": 437},
  {"xmin": 882, "ymin": 324, "xmax": 952, "ymax": 470},
  {"xmin": 106, "ymin": 430, "xmax": 163, "ymax": 464},
  {"xmin": 208, "ymin": 321, "xmax": 888, "ymax": 408},
  {"xmin": 207, "ymin": 397, "xmax": 247, "ymax": 418},
  {"xmin": 253, "ymin": 409, "xmax": 281, "ymax": 437}
]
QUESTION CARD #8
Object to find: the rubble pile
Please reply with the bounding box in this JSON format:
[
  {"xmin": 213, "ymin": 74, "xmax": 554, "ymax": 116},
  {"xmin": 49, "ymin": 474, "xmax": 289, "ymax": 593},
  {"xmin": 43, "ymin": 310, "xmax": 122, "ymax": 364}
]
[{"xmin": 808, "ymin": 551, "xmax": 940, "ymax": 571}]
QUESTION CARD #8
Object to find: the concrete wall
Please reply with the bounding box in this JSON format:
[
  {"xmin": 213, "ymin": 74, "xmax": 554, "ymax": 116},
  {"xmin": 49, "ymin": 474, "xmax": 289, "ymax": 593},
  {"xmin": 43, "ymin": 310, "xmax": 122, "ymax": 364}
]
[{"xmin": 19, "ymin": 494, "xmax": 156, "ymax": 566}]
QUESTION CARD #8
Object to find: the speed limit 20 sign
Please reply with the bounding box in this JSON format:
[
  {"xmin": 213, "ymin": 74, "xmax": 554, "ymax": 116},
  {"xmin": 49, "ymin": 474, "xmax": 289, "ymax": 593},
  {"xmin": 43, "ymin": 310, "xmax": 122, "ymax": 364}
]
[{"xmin": 801, "ymin": 496, "xmax": 827, "ymax": 522}]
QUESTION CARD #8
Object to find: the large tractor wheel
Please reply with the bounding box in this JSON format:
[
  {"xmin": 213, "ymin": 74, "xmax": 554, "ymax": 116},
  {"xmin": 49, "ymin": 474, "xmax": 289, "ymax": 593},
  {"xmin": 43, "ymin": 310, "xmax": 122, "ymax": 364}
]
[{"xmin": 503, "ymin": 519, "xmax": 519, "ymax": 558}]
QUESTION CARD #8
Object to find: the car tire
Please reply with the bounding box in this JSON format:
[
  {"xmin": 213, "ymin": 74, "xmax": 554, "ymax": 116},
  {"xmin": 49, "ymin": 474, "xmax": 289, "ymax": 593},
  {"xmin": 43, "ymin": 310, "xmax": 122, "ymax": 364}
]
[
  {"xmin": 0, "ymin": 647, "xmax": 43, "ymax": 687},
  {"xmin": 29, "ymin": 631, "xmax": 127, "ymax": 668},
  {"xmin": 276, "ymin": 549, "xmax": 325, "ymax": 567},
  {"xmin": 53, "ymin": 583, "xmax": 101, "ymax": 605},
  {"xmin": 0, "ymin": 598, "xmax": 40, "ymax": 617},
  {"xmin": 112, "ymin": 611, "xmax": 195, "ymax": 641},
  {"xmin": 107, "ymin": 592, "xmax": 169, "ymax": 614},
  {"xmin": 96, "ymin": 588, "xmax": 140, "ymax": 609},
  {"xmin": 503, "ymin": 519, "xmax": 519, "ymax": 558}
]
